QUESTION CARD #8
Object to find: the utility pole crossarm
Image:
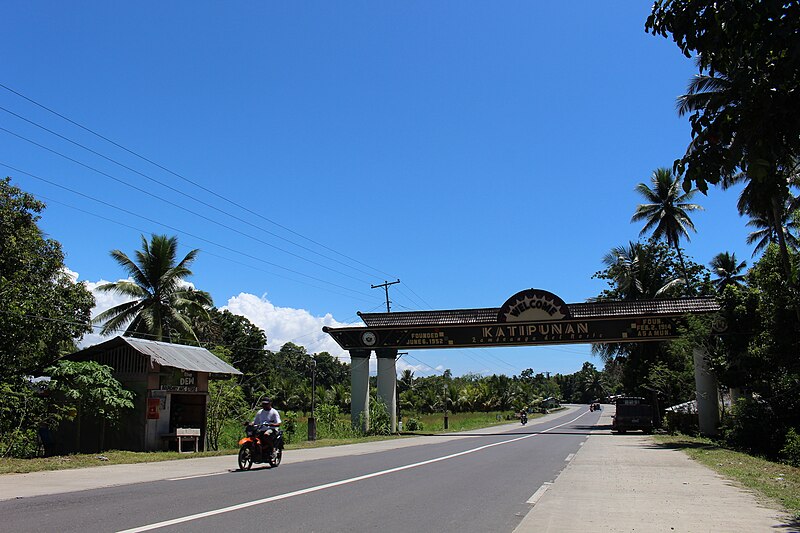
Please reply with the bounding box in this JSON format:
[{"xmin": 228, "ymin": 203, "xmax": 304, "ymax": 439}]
[{"xmin": 371, "ymin": 279, "xmax": 400, "ymax": 313}]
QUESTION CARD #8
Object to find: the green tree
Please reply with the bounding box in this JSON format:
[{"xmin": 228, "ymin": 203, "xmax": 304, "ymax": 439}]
[
  {"xmin": 700, "ymin": 244, "xmax": 800, "ymax": 457},
  {"xmin": 0, "ymin": 381, "xmax": 50, "ymax": 458},
  {"xmin": 195, "ymin": 308, "xmax": 268, "ymax": 405},
  {"xmin": 94, "ymin": 234, "xmax": 213, "ymax": 343},
  {"xmin": 45, "ymin": 360, "xmax": 134, "ymax": 451},
  {"xmin": 647, "ymin": 1, "xmax": 800, "ymax": 193},
  {"xmin": 723, "ymin": 167, "xmax": 800, "ymax": 288},
  {"xmin": 709, "ymin": 252, "xmax": 747, "ymax": 292},
  {"xmin": 206, "ymin": 347, "xmax": 248, "ymax": 450},
  {"xmin": 0, "ymin": 177, "xmax": 94, "ymax": 382},
  {"xmin": 632, "ymin": 168, "xmax": 703, "ymax": 290},
  {"xmin": 745, "ymin": 211, "xmax": 800, "ymax": 258},
  {"xmin": 398, "ymin": 369, "xmax": 415, "ymax": 393},
  {"xmin": 592, "ymin": 240, "xmax": 710, "ymax": 396},
  {"xmin": 596, "ymin": 240, "xmax": 692, "ymax": 303}
]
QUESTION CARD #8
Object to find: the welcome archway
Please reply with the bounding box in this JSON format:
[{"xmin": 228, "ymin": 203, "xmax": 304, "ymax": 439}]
[{"xmin": 324, "ymin": 288, "xmax": 725, "ymax": 436}]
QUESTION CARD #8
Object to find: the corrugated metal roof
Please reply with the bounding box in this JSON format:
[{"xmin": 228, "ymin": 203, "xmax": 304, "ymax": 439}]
[
  {"xmin": 119, "ymin": 337, "xmax": 242, "ymax": 374},
  {"xmin": 359, "ymin": 298, "xmax": 721, "ymax": 327}
]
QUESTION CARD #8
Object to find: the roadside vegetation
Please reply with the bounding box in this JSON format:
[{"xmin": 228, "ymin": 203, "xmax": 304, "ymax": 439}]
[
  {"xmin": 0, "ymin": 409, "xmax": 536, "ymax": 475},
  {"xmin": 654, "ymin": 435, "xmax": 800, "ymax": 520}
]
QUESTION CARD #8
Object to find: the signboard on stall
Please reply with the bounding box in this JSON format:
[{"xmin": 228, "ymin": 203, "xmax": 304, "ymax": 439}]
[{"xmin": 160, "ymin": 369, "xmax": 198, "ymax": 392}]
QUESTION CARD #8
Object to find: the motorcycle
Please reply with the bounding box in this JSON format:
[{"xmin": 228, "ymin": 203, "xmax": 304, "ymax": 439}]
[
  {"xmin": 520, "ymin": 412, "xmax": 528, "ymax": 425},
  {"xmin": 238, "ymin": 422, "xmax": 284, "ymax": 470}
]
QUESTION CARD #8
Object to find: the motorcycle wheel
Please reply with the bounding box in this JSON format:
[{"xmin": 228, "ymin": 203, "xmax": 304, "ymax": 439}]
[
  {"xmin": 238, "ymin": 445, "xmax": 253, "ymax": 471},
  {"xmin": 269, "ymin": 448, "xmax": 282, "ymax": 468}
]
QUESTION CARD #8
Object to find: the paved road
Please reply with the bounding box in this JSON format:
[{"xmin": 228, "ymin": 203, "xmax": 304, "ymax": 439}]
[{"xmin": 0, "ymin": 406, "xmax": 597, "ymax": 532}]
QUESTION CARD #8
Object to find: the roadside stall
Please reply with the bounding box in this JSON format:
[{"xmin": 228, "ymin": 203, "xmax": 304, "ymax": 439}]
[{"xmin": 64, "ymin": 336, "xmax": 242, "ymax": 453}]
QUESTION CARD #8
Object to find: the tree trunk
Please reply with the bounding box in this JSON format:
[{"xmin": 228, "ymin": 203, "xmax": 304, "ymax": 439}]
[
  {"xmin": 675, "ymin": 244, "xmax": 692, "ymax": 296},
  {"xmin": 770, "ymin": 196, "xmax": 800, "ymax": 321}
]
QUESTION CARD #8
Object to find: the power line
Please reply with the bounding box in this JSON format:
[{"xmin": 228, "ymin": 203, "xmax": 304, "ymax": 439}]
[
  {"xmin": 0, "ymin": 82, "xmax": 399, "ymax": 281},
  {"xmin": 0, "ymin": 128, "xmax": 377, "ymax": 285},
  {"xmin": 402, "ymin": 353, "xmax": 445, "ymax": 375},
  {"xmin": 0, "ymin": 85, "xmax": 511, "ymax": 376},
  {"xmin": 27, "ymin": 190, "xmax": 379, "ymax": 305},
  {"xmin": 1, "ymin": 162, "xmax": 380, "ymax": 302},
  {"xmin": 0, "ymin": 104, "xmax": 389, "ymax": 283}
]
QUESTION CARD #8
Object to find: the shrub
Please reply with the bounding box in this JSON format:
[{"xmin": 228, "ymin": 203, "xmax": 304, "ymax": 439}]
[
  {"xmin": 405, "ymin": 418, "xmax": 423, "ymax": 431},
  {"xmin": 315, "ymin": 403, "xmax": 340, "ymax": 433},
  {"xmin": 0, "ymin": 380, "xmax": 52, "ymax": 458},
  {"xmin": 781, "ymin": 428, "xmax": 800, "ymax": 467},
  {"xmin": 282, "ymin": 411, "xmax": 298, "ymax": 444},
  {"xmin": 368, "ymin": 398, "xmax": 391, "ymax": 436},
  {"xmin": 721, "ymin": 397, "xmax": 782, "ymax": 457},
  {"xmin": 663, "ymin": 410, "xmax": 698, "ymax": 436},
  {"xmin": 314, "ymin": 403, "xmax": 354, "ymax": 439}
]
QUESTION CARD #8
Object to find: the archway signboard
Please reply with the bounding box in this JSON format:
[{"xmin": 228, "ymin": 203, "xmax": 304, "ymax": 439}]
[
  {"xmin": 323, "ymin": 288, "xmax": 722, "ymax": 351},
  {"xmin": 323, "ymin": 288, "xmax": 724, "ymax": 437}
]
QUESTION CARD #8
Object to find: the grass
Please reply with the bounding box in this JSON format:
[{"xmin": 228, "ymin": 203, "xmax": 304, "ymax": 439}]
[
  {"xmin": 0, "ymin": 410, "xmax": 528, "ymax": 475},
  {"xmin": 0, "ymin": 449, "xmax": 235, "ymax": 475},
  {"xmin": 0, "ymin": 434, "xmax": 414, "ymax": 475},
  {"xmin": 653, "ymin": 434, "xmax": 800, "ymax": 520},
  {"xmin": 402, "ymin": 410, "xmax": 541, "ymax": 433}
]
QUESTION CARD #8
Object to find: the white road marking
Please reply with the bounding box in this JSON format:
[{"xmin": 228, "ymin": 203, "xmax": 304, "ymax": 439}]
[
  {"xmin": 526, "ymin": 482, "xmax": 552, "ymax": 505},
  {"xmin": 565, "ymin": 453, "xmax": 575, "ymax": 462},
  {"xmin": 167, "ymin": 472, "xmax": 228, "ymax": 481},
  {"xmin": 117, "ymin": 411, "xmax": 590, "ymax": 533}
]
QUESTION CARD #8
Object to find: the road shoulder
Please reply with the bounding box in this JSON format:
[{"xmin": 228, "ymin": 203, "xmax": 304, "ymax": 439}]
[{"xmin": 514, "ymin": 409, "xmax": 796, "ymax": 533}]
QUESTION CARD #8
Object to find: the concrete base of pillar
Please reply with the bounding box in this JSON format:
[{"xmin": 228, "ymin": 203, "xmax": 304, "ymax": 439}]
[
  {"xmin": 693, "ymin": 347, "xmax": 720, "ymax": 437},
  {"xmin": 350, "ymin": 350, "xmax": 371, "ymax": 432},
  {"xmin": 376, "ymin": 351, "xmax": 397, "ymax": 433}
]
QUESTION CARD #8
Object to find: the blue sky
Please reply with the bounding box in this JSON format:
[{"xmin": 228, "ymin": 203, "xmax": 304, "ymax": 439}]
[{"xmin": 2, "ymin": 2, "xmax": 752, "ymax": 378}]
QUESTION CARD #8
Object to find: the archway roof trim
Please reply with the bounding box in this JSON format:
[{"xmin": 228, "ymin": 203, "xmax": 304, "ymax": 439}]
[{"xmin": 358, "ymin": 297, "xmax": 720, "ymax": 328}]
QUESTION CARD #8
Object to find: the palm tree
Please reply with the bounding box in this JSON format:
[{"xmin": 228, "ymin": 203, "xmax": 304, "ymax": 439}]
[
  {"xmin": 94, "ymin": 234, "xmax": 213, "ymax": 343},
  {"xmin": 632, "ymin": 168, "xmax": 703, "ymax": 292},
  {"xmin": 599, "ymin": 241, "xmax": 684, "ymax": 301},
  {"xmin": 718, "ymin": 167, "xmax": 800, "ymax": 322},
  {"xmin": 592, "ymin": 240, "xmax": 685, "ymax": 373},
  {"xmin": 398, "ymin": 369, "xmax": 415, "ymax": 393},
  {"xmin": 745, "ymin": 212, "xmax": 800, "ymax": 258},
  {"xmin": 709, "ymin": 252, "xmax": 747, "ymax": 292}
]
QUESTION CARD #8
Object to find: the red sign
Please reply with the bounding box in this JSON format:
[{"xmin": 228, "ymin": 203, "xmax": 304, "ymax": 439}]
[{"xmin": 147, "ymin": 398, "xmax": 160, "ymax": 419}]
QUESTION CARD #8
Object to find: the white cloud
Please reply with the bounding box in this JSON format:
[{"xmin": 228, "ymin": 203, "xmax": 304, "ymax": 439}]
[
  {"xmin": 396, "ymin": 358, "xmax": 428, "ymax": 375},
  {"xmin": 77, "ymin": 275, "xmax": 419, "ymax": 375},
  {"xmin": 223, "ymin": 292, "xmax": 360, "ymax": 362},
  {"xmin": 76, "ymin": 277, "xmax": 138, "ymax": 348}
]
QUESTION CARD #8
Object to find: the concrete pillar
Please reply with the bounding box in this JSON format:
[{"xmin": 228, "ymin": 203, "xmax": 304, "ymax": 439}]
[
  {"xmin": 350, "ymin": 349, "xmax": 371, "ymax": 431},
  {"xmin": 693, "ymin": 346, "xmax": 720, "ymax": 437},
  {"xmin": 729, "ymin": 387, "xmax": 743, "ymax": 409},
  {"xmin": 376, "ymin": 349, "xmax": 398, "ymax": 433}
]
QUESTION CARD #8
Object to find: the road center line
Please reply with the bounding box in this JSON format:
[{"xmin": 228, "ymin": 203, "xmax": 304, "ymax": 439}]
[{"xmin": 118, "ymin": 411, "xmax": 589, "ymax": 533}]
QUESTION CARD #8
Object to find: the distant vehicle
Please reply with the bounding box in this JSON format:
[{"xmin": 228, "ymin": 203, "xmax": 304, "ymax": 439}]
[{"xmin": 612, "ymin": 397, "xmax": 653, "ymax": 433}]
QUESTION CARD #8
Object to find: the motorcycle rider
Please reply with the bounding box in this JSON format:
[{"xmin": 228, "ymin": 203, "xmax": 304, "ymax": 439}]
[{"xmin": 253, "ymin": 398, "xmax": 282, "ymax": 452}]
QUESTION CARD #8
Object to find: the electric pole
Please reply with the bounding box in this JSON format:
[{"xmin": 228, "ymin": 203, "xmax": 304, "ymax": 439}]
[{"xmin": 371, "ymin": 279, "xmax": 400, "ymax": 312}]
